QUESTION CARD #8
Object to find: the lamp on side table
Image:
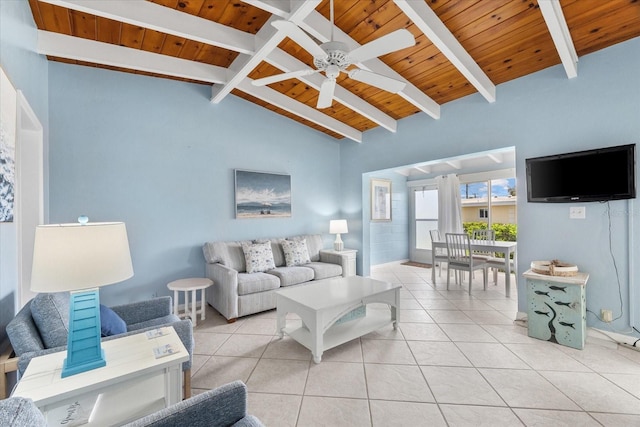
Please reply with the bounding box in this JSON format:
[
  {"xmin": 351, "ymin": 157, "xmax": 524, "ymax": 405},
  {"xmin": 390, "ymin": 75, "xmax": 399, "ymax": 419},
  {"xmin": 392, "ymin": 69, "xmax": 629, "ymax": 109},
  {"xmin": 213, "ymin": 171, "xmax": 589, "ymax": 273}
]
[
  {"xmin": 329, "ymin": 219, "xmax": 348, "ymax": 252},
  {"xmin": 30, "ymin": 217, "xmax": 133, "ymax": 378}
]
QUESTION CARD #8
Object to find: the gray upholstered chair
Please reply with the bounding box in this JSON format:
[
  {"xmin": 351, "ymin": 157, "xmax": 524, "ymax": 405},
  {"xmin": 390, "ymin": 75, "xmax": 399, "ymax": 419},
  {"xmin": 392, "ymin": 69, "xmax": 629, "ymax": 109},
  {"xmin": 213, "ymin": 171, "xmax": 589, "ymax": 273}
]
[
  {"xmin": 124, "ymin": 380, "xmax": 264, "ymax": 427},
  {"xmin": 0, "ymin": 396, "xmax": 46, "ymax": 427},
  {"xmin": 6, "ymin": 292, "xmax": 194, "ymax": 398},
  {"xmin": 1, "ymin": 381, "xmax": 263, "ymax": 427}
]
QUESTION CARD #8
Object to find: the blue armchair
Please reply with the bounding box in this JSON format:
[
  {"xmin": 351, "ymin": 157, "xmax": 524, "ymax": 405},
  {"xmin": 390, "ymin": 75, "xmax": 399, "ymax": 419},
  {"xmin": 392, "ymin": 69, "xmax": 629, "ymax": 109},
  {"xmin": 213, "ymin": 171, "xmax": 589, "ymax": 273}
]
[
  {"xmin": 124, "ymin": 381, "xmax": 264, "ymax": 427},
  {"xmin": 1, "ymin": 381, "xmax": 263, "ymax": 427},
  {"xmin": 6, "ymin": 293, "xmax": 194, "ymax": 398}
]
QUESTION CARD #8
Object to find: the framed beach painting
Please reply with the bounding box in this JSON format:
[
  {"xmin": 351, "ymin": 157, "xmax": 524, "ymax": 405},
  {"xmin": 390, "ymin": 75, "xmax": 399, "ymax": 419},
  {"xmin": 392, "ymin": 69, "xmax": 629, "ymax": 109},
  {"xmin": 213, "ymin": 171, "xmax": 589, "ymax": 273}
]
[
  {"xmin": 371, "ymin": 178, "xmax": 392, "ymax": 222},
  {"xmin": 235, "ymin": 169, "xmax": 291, "ymax": 218}
]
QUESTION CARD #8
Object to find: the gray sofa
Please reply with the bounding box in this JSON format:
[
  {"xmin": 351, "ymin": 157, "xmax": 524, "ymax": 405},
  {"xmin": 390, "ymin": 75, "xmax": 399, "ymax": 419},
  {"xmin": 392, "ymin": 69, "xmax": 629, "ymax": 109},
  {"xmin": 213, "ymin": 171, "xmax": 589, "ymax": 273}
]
[
  {"xmin": 203, "ymin": 234, "xmax": 350, "ymax": 321},
  {"xmin": 1, "ymin": 381, "xmax": 263, "ymax": 427}
]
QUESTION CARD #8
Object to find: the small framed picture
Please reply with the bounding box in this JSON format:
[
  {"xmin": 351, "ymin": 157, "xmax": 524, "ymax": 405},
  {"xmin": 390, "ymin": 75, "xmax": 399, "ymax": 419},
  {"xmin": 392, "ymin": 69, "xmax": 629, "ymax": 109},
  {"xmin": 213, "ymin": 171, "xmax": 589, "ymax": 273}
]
[{"xmin": 371, "ymin": 178, "xmax": 391, "ymax": 222}]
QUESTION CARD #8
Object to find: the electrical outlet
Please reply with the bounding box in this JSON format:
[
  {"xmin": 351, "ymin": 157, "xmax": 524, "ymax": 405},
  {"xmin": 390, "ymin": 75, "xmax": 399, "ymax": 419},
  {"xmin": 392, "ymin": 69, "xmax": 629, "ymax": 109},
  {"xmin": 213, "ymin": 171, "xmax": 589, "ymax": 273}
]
[
  {"xmin": 569, "ymin": 206, "xmax": 586, "ymax": 219},
  {"xmin": 601, "ymin": 309, "xmax": 613, "ymax": 323}
]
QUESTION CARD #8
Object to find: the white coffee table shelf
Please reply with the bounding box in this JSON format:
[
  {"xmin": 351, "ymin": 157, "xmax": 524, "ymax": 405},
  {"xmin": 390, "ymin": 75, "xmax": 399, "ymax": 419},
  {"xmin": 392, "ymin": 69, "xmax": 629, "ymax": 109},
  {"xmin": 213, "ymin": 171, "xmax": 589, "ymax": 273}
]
[
  {"xmin": 276, "ymin": 276, "xmax": 401, "ymax": 363},
  {"xmin": 283, "ymin": 309, "xmax": 395, "ymax": 355}
]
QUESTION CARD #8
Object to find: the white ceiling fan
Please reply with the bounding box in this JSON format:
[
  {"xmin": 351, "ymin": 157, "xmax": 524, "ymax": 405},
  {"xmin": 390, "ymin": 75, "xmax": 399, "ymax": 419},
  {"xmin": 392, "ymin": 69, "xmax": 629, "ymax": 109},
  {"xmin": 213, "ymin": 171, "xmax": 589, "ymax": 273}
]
[{"xmin": 251, "ymin": 0, "xmax": 415, "ymax": 109}]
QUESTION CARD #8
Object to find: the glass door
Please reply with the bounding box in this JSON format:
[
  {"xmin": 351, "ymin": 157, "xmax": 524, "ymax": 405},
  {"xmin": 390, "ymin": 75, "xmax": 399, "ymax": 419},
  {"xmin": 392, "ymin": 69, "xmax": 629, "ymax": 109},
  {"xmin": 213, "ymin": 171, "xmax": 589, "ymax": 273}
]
[{"xmin": 409, "ymin": 185, "xmax": 438, "ymax": 264}]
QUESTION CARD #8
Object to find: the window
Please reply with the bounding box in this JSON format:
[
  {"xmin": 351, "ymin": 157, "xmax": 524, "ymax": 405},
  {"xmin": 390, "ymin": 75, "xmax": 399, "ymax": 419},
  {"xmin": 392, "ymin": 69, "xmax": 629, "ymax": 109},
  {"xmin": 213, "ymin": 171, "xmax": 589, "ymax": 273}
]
[{"xmin": 460, "ymin": 176, "xmax": 517, "ymax": 229}]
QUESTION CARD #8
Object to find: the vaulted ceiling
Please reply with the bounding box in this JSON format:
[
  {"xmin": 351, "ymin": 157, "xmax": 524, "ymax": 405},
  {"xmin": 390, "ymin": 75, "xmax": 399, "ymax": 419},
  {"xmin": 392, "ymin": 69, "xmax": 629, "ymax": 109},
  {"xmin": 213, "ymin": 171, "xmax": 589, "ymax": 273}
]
[{"xmin": 28, "ymin": 0, "xmax": 640, "ymax": 143}]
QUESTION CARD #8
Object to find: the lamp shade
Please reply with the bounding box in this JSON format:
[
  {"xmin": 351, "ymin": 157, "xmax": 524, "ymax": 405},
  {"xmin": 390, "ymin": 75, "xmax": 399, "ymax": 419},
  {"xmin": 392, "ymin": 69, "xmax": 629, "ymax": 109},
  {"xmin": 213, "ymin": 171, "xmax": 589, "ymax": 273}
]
[
  {"xmin": 30, "ymin": 222, "xmax": 133, "ymax": 292},
  {"xmin": 329, "ymin": 219, "xmax": 348, "ymax": 234}
]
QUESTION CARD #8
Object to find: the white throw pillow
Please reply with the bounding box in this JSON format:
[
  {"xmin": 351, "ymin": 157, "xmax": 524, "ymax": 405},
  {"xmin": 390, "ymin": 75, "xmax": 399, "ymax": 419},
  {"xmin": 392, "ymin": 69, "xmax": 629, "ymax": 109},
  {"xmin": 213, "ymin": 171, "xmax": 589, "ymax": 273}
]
[
  {"xmin": 241, "ymin": 241, "xmax": 275, "ymax": 273},
  {"xmin": 281, "ymin": 238, "xmax": 311, "ymax": 267}
]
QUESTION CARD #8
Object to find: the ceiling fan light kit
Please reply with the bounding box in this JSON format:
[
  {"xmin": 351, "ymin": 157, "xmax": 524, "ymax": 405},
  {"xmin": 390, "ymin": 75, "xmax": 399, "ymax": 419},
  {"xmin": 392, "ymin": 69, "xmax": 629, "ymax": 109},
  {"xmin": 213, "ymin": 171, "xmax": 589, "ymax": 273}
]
[{"xmin": 252, "ymin": 1, "xmax": 415, "ymax": 109}]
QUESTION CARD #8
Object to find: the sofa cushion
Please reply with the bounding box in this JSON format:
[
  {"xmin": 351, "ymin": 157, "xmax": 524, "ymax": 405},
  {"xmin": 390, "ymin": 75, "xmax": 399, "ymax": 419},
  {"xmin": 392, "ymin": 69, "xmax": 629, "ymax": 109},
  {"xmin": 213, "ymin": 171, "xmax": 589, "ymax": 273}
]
[
  {"xmin": 203, "ymin": 241, "xmax": 247, "ymax": 272},
  {"xmin": 306, "ymin": 262, "xmax": 343, "ymax": 280},
  {"xmin": 241, "ymin": 241, "xmax": 276, "ymax": 273},
  {"xmin": 269, "ymin": 238, "xmax": 285, "ymax": 267},
  {"xmin": 280, "ymin": 239, "xmax": 311, "ymax": 267},
  {"xmin": 267, "ymin": 266, "xmax": 314, "ymax": 287},
  {"xmin": 237, "ymin": 272, "xmax": 280, "ymax": 295},
  {"xmin": 30, "ymin": 292, "xmax": 70, "ymax": 349},
  {"xmin": 100, "ymin": 304, "xmax": 127, "ymax": 337}
]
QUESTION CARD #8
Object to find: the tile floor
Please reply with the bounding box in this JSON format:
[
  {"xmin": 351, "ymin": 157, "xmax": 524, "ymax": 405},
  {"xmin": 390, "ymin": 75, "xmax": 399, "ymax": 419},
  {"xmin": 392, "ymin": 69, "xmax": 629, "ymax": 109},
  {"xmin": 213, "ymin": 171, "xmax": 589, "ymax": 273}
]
[{"xmin": 190, "ymin": 262, "xmax": 640, "ymax": 426}]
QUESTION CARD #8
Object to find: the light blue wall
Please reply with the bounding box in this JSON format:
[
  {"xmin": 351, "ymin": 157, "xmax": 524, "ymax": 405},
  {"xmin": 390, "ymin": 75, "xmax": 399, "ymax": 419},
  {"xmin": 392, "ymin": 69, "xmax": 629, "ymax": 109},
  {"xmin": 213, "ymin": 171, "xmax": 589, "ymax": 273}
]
[
  {"xmin": 366, "ymin": 170, "xmax": 409, "ymax": 265},
  {"xmin": 341, "ymin": 37, "xmax": 640, "ymax": 332},
  {"xmin": 47, "ymin": 63, "xmax": 342, "ymax": 306},
  {"xmin": 0, "ymin": 0, "xmax": 49, "ymax": 346}
]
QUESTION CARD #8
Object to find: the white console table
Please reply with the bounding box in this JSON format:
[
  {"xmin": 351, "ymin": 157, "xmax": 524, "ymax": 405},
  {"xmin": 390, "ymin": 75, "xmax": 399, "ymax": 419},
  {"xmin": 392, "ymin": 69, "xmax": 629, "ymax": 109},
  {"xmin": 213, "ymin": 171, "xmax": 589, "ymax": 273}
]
[{"xmin": 12, "ymin": 326, "xmax": 188, "ymax": 426}]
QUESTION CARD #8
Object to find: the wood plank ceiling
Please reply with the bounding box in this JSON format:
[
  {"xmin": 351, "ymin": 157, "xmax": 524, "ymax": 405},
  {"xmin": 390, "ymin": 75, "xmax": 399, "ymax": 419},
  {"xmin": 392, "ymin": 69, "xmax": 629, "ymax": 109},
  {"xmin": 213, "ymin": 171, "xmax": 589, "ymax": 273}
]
[{"xmin": 28, "ymin": 0, "xmax": 640, "ymax": 143}]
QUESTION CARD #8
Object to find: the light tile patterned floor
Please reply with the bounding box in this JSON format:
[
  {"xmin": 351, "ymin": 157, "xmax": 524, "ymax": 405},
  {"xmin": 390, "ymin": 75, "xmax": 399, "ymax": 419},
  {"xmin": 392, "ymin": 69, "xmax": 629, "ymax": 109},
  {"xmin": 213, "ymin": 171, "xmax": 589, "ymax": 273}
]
[{"xmin": 190, "ymin": 262, "xmax": 640, "ymax": 426}]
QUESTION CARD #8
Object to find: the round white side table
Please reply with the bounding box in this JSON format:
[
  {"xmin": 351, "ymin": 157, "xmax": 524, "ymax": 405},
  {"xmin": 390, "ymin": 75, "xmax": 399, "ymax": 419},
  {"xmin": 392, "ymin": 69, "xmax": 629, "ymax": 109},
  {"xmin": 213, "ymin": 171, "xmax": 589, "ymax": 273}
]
[{"xmin": 167, "ymin": 278, "xmax": 213, "ymax": 327}]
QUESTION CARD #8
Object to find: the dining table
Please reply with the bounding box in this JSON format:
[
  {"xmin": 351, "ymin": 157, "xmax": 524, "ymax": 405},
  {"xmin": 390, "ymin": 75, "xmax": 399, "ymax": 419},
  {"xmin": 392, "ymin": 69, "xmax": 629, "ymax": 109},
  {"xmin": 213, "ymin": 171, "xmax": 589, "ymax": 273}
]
[{"xmin": 431, "ymin": 239, "xmax": 518, "ymax": 297}]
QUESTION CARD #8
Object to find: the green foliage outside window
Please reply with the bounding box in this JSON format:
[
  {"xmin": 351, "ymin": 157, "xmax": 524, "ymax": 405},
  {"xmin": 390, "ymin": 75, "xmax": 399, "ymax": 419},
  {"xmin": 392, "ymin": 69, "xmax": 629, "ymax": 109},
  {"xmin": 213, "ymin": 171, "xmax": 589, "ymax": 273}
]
[{"xmin": 463, "ymin": 222, "xmax": 517, "ymax": 260}]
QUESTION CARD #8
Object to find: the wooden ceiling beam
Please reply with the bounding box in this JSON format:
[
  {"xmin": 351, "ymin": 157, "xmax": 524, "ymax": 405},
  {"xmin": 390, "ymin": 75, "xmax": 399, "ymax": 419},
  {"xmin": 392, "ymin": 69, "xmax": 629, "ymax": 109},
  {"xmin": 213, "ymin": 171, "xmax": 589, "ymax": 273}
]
[
  {"xmin": 210, "ymin": 1, "xmax": 320, "ymax": 103},
  {"xmin": 37, "ymin": 0, "xmax": 360, "ymax": 140},
  {"xmin": 36, "ymin": 30, "xmax": 228, "ymax": 83},
  {"xmin": 238, "ymin": 79, "xmax": 362, "ymax": 143},
  {"xmin": 394, "ymin": 0, "xmax": 496, "ymax": 103},
  {"xmin": 37, "ymin": 29, "xmax": 358, "ymax": 142},
  {"xmin": 538, "ymin": 0, "xmax": 578, "ymax": 79},
  {"xmin": 37, "ymin": 0, "xmax": 255, "ymax": 54}
]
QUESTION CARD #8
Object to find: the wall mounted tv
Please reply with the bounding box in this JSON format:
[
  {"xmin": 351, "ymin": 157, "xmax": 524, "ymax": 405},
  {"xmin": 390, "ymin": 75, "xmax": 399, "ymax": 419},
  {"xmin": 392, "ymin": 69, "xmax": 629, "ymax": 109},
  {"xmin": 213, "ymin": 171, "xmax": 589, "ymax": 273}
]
[{"xmin": 526, "ymin": 144, "xmax": 636, "ymax": 203}]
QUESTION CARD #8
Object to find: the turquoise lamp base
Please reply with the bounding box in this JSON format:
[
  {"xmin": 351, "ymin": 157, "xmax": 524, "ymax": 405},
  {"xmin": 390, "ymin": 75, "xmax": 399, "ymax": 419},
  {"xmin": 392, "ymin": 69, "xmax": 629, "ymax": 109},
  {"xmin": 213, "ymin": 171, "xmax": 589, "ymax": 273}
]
[{"xmin": 61, "ymin": 289, "xmax": 106, "ymax": 378}]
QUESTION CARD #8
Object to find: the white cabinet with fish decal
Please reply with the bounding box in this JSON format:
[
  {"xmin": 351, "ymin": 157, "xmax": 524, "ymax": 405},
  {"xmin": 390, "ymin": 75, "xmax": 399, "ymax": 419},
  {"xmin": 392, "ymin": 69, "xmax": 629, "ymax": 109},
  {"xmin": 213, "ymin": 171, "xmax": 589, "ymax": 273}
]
[{"xmin": 524, "ymin": 269, "xmax": 589, "ymax": 350}]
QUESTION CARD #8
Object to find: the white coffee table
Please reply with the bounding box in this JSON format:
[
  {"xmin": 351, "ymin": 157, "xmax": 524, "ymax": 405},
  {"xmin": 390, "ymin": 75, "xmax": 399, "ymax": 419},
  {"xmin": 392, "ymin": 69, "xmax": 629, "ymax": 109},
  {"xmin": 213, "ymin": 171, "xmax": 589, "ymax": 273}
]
[{"xmin": 276, "ymin": 276, "xmax": 401, "ymax": 363}]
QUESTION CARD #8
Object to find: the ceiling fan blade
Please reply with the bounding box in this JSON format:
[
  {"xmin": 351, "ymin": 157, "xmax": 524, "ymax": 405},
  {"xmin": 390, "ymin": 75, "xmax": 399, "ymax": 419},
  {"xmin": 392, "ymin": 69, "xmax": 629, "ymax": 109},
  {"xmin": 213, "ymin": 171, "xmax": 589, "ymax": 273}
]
[
  {"xmin": 348, "ymin": 69, "xmax": 406, "ymax": 93},
  {"xmin": 349, "ymin": 29, "xmax": 415, "ymax": 63},
  {"xmin": 252, "ymin": 69, "xmax": 319, "ymax": 86},
  {"xmin": 317, "ymin": 78, "xmax": 336, "ymax": 109},
  {"xmin": 272, "ymin": 20, "xmax": 328, "ymax": 60}
]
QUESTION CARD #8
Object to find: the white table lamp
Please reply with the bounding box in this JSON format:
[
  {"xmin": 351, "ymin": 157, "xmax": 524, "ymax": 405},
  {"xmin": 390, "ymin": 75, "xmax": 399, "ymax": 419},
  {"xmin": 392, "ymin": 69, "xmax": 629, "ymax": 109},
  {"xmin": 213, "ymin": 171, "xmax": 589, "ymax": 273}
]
[
  {"xmin": 30, "ymin": 218, "xmax": 133, "ymax": 378},
  {"xmin": 329, "ymin": 219, "xmax": 348, "ymax": 251}
]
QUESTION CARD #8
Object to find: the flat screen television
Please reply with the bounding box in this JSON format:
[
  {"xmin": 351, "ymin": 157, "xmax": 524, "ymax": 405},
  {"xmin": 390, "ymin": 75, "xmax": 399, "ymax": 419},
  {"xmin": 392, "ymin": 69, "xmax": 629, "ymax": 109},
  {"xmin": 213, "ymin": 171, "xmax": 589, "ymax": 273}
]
[{"xmin": 526, "ymin": 144, "xmax": 636, "ymax": 203}]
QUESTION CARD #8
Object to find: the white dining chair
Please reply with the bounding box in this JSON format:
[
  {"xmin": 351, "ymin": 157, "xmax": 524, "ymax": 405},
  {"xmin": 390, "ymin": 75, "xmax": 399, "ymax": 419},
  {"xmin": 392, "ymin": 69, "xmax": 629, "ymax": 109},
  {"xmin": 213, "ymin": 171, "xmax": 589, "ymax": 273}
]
[
  {"xmin": 471, "ymin": 229, "xmax": 496, "ymax": 280},
  {"xmin": 429, "ymin": 229, "xmax": 447, "ymax": 282},
  {"xmin": 430, "ymin": 229, "xmax": 460, "ymax": 285},
  {"xmin": 445, "ymin": 233, "xmax": 489, "ymax": 294},
  {"xmin": 472, "ymin": 229, "xmax": 515, "ymax": 286}
]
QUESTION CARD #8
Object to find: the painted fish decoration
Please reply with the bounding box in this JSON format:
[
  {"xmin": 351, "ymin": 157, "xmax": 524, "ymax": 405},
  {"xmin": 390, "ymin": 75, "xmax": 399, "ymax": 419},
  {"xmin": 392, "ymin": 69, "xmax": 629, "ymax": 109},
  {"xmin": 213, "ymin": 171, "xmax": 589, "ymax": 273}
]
[
  {"xmin": 548, "ymin": 286, "xmax": 567, "ymax": 292},
  {"xmin": 534, "ymin": 310, "xmax": 550, "ymax": 317},
  {"xmin": 534, "ymin": 291, "xmax": 549, "ymax": 296},
  {"xmin": 559, "ymin": 321, "xmax": 575, "ymax": 329},
  {"xmin": 555, "ymin": 301, "xmax": 572, "ymax": 307}
]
